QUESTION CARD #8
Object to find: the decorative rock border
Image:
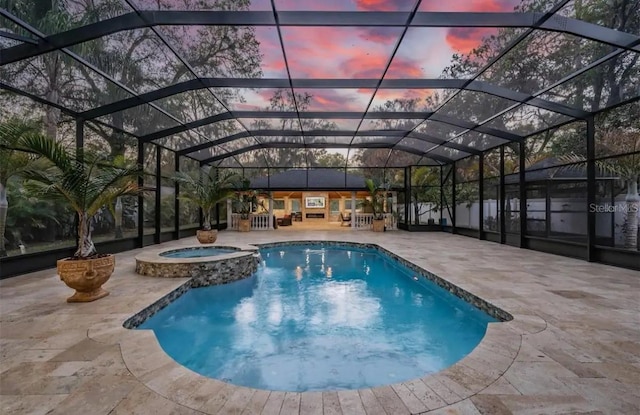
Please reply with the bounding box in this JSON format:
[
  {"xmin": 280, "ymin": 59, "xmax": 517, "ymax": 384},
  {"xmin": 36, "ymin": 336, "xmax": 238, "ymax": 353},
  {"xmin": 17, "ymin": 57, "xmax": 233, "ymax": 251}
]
[
  {"xmin": 126, "ymin": 245, "xmax": 260, "ymax": 328},
  {"xmin": 125, "ymin": 252, "xmax": 260, "ymax": 328},
  {"xmin": 135, "ymin": 244, "xmax": 258, "ymax": 278}
]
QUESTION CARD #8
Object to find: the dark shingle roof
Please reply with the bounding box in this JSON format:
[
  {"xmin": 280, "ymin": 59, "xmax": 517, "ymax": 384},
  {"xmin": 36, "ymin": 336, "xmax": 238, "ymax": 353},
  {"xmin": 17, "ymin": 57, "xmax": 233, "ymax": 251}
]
[{"xmin": 250, "ymin": 169, "xmax": 367, "ymax": 190}]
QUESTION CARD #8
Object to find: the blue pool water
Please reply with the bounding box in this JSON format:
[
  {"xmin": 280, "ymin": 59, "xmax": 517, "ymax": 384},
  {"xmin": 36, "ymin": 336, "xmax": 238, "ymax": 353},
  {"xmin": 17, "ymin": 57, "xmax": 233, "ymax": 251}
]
[
  {"xmin": 140, "ymin": 245, "xmax": 496, "ymax": 391},
  {"xmin": 159, "ymin": 247, "xmax": 237, "ymax": 258}
]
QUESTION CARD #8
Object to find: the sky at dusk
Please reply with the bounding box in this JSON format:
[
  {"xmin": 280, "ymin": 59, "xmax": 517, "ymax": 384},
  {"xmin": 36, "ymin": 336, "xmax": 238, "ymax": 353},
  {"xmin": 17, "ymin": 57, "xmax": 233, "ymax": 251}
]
[
  {"xmin": 128, "ymin": 0, "xmax": 523, "ymax": 113},
  {"xmin": 219, "ymin": 0, "xmax": 522, "ymax": 113}
]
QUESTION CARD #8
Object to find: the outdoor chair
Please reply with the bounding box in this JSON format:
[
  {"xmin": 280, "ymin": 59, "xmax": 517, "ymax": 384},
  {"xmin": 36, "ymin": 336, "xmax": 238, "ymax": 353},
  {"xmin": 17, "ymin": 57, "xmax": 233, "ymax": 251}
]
[
  {"xmin": 277, "ymin": 214, "xmax": 292, "ymax": 227},
  {"xmin": 340, "ymin": 212, "xmax": 352, "ymax": 226}
]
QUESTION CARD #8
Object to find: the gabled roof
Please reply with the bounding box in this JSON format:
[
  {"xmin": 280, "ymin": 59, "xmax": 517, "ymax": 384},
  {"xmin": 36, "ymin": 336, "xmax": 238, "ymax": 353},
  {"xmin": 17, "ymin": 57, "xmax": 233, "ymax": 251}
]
[{"xmin": 250, "ymin": 169, "xmax": 367, "ymax": 190}]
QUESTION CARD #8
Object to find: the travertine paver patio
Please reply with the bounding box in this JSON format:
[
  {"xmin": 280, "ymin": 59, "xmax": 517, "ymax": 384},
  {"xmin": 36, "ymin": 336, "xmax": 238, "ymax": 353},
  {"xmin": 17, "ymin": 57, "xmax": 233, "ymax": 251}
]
[{"xmin": 1, "ymin": 231, "xmax": 639, "ymax": 415}]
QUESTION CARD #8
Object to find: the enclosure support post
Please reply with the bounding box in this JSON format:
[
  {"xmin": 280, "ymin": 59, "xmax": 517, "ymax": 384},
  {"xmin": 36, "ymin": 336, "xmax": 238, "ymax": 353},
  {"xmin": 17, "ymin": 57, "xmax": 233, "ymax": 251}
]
[
  {"xmin": 268, "ymin": 191, "xmax": 273, "ymax": 229},
  {"xmin": 440, "ymin": 166, "xmax": 444, "ymax": 226},
  {"xmin": 351, "ymin": 191, "xmax": 356, "ymax": 230},
  {"xmin": 137, "ymin": 142, "xmax": 144, "ymax": 248},
  {"xmin": 499, "ymin": 146, "xmax": 506, "ymax": 244},
  {"xmin": 519, "ymin": 142, "xmax": 527, "ymax": 248},
  {"xmin": 198, "ymin": 168, "xmax": 204, "ymax": 229},
  {"xmin": 74, "ymin": 118, "xmax": 84, "ymax": 254},
  {"xmin": 75, "ymin": 118, "xmax": 84, "ymax": 151},
  {"xmin": 154, "ymin": 145, "xmax": 161, "ymax": 245},
  {"xmin": 478, "ymin": 153, "xmax": 484, "ymax": 240},
  {"xmin": 174, "ymin": 152, "xmax": 180, "ymax": 240},
  {"xmin": 586, "ymin": 116, "xmax": 596, "ymax": 261},
  {"xmin": 452, "ymin": 162, "xmax": 456, "ymax": 233},
  {"xmin": 404, "ymin": 167, "xmax": 410, "ymax": 227}
]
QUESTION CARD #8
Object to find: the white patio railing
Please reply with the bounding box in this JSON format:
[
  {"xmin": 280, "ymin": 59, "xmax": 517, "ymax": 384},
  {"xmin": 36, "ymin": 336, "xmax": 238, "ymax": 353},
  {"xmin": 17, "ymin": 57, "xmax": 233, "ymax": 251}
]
[
  {"xmin": 354, "ymin": 213, "xmax": 397, "ymax": 230},
  {"xmin": 230, "ymin": 213, "xmax": 271, "ymax": 231}
]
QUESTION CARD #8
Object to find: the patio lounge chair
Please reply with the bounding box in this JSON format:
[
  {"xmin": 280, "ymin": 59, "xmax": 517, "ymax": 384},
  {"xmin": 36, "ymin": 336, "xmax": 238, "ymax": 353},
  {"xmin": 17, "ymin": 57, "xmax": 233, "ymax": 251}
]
[
  {"xmin": 277, "ymin": 214, "xmax": 292, "ymax": 227},
  {"xmin": 340, "ymin": 212, "xmax": 351, "ymax": 226}
]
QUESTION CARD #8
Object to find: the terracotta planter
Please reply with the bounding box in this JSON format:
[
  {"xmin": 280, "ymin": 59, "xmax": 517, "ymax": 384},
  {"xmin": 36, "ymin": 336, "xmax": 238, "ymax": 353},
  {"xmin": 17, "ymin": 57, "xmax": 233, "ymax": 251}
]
[
  {"xmin": 238, "ymin": 218, "xmax": 251, "ymax": 232},
  {"xmin": 57, "ymin": 254, "xmax": 114, "ymax": 302},
  {"xmin": 372, "ymin": 219, "xmax": 385, "ymax": 232},
  {"xmin": 196, "ymin": 229, "xmax": 218, "ymax": 244}
]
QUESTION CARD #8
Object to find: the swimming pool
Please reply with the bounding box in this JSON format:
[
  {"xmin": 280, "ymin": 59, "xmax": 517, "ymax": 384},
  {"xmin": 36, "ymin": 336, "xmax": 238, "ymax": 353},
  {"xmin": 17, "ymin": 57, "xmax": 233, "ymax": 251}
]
[
  {"xmin": 159, "ymin": 247, "xmax": 238, "ymax": 258},
  {"xmin": 139, "ymin": 244, "xmax": 498, "ymax": 392}
]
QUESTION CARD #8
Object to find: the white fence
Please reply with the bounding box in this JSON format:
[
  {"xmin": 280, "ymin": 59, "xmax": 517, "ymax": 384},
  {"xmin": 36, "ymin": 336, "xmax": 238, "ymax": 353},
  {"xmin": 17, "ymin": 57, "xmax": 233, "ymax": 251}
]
[
  {"xmin": 354, "ymin": 213, "xmax": 397, "ymax": 230},
  {"xmin": 230, "ymin": 213, "xmax": 271, "ymax": 231}
]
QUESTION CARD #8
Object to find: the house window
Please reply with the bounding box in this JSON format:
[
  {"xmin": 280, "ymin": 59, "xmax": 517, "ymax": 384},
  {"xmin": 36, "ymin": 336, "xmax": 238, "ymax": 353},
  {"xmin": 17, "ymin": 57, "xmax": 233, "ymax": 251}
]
[
  {"xmin": 273, "ymin": 199, "xmax": 285, "ymax": 210},
  {"xmin": 291, "ymin": 199, "xmax": 301, "ymax": 212},
  {"xmin": 344, "ymin": 199, "xmax": 364, "ymax": 211},
  {"xmin": 329, "ymin": 199, "xmax": 340, "ymax": 214}
]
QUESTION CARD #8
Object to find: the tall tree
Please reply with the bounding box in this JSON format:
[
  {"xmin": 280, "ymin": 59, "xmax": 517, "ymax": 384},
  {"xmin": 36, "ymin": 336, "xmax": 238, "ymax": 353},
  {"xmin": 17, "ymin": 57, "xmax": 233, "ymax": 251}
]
[{"xmin": 2, "ymin": 0, "xmax": 264, "ymax": 158}]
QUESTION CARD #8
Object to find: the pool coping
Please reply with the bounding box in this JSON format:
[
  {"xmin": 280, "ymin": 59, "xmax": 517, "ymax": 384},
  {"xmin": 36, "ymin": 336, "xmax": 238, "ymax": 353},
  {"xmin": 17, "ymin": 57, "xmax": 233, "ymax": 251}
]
[{"xmin": 111, "ymin": 241, "xmax": 528, "ymax": 414}]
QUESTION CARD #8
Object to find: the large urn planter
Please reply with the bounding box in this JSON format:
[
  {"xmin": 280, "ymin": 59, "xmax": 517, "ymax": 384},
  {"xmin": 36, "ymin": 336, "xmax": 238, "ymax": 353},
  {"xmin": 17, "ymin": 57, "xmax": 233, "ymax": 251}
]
[
  {"xmin": 238, "ymin": 218, "xmax": 251, "ymax": 232},
  {"xmin": 57, "ymin": 254, "xmax": 115, "ymax": 302},
  {"xmin": 372, "ymin": 219, "xmax": 385, "ymax": 232},
  {"xmin": 196, "ymin": 229, "xmax": 218, "ymax": 244}
]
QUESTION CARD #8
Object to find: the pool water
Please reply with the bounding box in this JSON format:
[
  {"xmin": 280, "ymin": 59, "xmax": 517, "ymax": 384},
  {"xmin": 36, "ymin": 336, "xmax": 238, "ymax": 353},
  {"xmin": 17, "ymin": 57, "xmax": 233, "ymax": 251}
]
[
  {"xmin": 159, "ymin": 247, "xmax": 237, "ymax": 258},
  {"xmin": 140, "ymin": 245, "xmax": 496, "ymax": 391}
]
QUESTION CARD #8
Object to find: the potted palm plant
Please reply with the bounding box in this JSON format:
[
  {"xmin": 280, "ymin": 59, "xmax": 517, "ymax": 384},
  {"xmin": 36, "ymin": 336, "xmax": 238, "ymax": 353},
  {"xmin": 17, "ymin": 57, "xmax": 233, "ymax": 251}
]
[
  {"xmin": 233, "ymin": 178, "xmax": 259, "ymax": 232},
  {"xmin": 19, "ymin": 134, "xmax": 143, "ymax": 302},
  {"xmin": 363, "ymin": 178, "xmax": 386, "ymax": 232},
  {"xmin": 172, "ymin": 168, "xmax": 237, "ymax": 243}
]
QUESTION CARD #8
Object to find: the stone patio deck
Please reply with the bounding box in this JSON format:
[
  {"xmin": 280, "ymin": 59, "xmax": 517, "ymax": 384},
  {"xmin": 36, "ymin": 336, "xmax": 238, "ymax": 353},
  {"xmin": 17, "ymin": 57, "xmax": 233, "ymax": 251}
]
[{"xmin": 1, "ymin": 231, "xmax": 639, "ymax": 414}]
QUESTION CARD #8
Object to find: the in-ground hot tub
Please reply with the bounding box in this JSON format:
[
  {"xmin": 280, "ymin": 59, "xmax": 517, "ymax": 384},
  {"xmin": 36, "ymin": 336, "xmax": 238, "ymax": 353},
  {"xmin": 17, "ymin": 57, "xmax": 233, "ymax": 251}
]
[
  {"xmin": 135, "ymin": 244, "xmax": 260, "ymax": 285},
  {"xmin": 160, "ymin": 246, "xmax": 239, "ymax": 258}
]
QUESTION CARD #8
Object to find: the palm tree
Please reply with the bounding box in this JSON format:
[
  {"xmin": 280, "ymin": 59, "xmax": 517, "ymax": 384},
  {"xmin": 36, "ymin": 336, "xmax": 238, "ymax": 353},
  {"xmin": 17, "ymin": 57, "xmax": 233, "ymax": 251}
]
[
  {"xmin": 0, "ymin": 119, "xmax": 43, "ymax": 256},
  {"xmin": 18, "ymin": 135, "xmax": 143, "ymax": 258},
  {"xmin": 232, "ymin": 178, "xmax": 263, "ymax": 220},
  {"xmin": 363, "ymin": 178, "xmax": 386, "ymax": 220},
  {"xmin": 172, "ymin": 168, "xmax": 237, "ymax": 230}
]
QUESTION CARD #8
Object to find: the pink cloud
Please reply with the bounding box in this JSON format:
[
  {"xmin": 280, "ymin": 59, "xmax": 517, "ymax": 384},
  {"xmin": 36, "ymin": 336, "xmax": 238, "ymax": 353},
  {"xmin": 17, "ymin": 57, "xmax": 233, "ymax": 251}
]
[
  {"xmin": 372, "ymin": 89, "xmax": 435, "ymax": 102},
  {"xmin": 295, "ymin": 89, "xmax": 375, "ymax": 112},
  {"xmin": 340, "ymin": 54, "xmax": 390, "ymax": 78},
  {"xmin": 418, "ymin": 0, "xmax": 519, "ymax": 12},
  {"xmin": 281, "ymin": 26, "xmax": 402, "ymax": 78},
  {"xmin": 358, "ymin": 27, "xmax": 401, "ymax": 44},
  {"xmin": 384, "ymin": 56, "xmax": 425, "ymax": 78},
  {"xmin": 355, "ymin": 0, "xmax": 415, "ymax": 11},
  {"xmin": 445, "ymin": 27, "xmax": 498, "ymax": 53},
  {"xmin": 274, "ymin": 0, "xmax": 353, "ymax": 11}
]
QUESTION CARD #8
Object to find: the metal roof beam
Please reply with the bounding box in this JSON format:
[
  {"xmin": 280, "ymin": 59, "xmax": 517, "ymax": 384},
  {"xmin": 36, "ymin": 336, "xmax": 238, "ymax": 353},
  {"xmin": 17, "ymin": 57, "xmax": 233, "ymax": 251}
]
[
  {"xmin": 138, "ymin": 112, "xmax": 235, "ymax": 143},
  {"xmin": 176, "ymin": 131, "xmax": 251, "ymax": 155},
  {"xmin": 429, "ymin": 113, "xmax": 523, "ymax": 142},
  {"xmin": 80, "ymin": 77, "xmax": 585, "ymax": 120},
  {"xmin": 198, "ymin": 141, "xmax": 451, "ymax": 165},
  {"xmin": 3, "ymin": 11, "xmax": 638, "ymax": 65},
  {"xmin": 409, "ymin": 132, "xmax": 482, "ymax": 155},
  {"xmin": 136, "ymin": 110, "xmax": 522, "ymax": 146},
  {"xmin": 175, "ymin": 128, "xmax": 478, "ymax": 157}
]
